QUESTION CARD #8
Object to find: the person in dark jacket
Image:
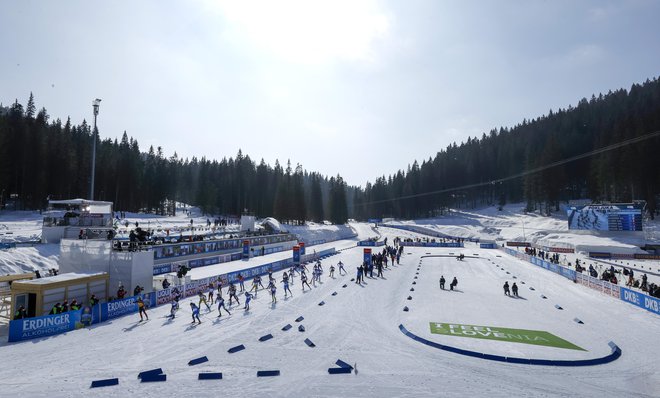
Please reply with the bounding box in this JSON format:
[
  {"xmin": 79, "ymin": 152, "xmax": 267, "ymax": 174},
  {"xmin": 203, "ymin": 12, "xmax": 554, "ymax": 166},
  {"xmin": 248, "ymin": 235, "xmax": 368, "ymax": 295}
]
[
  {"xmin": 70, "ymin": 299, "xmax": 80, "ymax": 310},
  {"xmin": 503, "ymin": 281, "xmax": 510, "ymax": 296},
  {"xmin": 14, "ymin": 305, "xmax": 27, "ymax": 320},
  {"xmin": 49, "ymin": 303, "xmax": 63, "ymax": 315}
]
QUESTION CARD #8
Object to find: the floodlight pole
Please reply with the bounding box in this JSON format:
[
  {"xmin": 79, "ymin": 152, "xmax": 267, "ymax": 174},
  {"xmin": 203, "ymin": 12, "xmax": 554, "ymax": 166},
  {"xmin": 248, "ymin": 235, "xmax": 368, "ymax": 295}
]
[{"xmin": 90, "ymin": 99, "xmax": 101, "ymax": 200}]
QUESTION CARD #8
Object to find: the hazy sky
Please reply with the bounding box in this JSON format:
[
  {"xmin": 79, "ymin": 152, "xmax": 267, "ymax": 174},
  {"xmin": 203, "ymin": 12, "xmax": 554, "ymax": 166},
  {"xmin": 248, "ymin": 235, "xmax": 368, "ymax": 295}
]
[{"xmin": 2, "ymin": 0, "xmax": 659, "ymax": 187}]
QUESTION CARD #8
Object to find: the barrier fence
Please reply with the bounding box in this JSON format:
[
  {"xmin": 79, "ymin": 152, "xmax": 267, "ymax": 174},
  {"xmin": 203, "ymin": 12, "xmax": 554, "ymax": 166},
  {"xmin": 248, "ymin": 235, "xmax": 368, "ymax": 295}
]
[
  {"xmin": 382, "ymin": 224, "xmax": 479, "ymax": 242},
  {"xmin": 9, "ymin": 292, "xmax": 157, "ymax": 343},
  {"xmin": 588, "ymin": 252, "xmax": 660, "ymax": 260},
  {"xmin": 8, "ymin": 247, "xmax": 338, "ymax": 343},
  {"xmin": 504, "ymin": 248, "xmax": 660, "ymax": 317},
  {"xmin": 401, "ymin": 242, "xmax": 464, "ymax": 248},
  {"xmin": 358, "ymin": 240, "xmax": 385, "ymax": 247}
]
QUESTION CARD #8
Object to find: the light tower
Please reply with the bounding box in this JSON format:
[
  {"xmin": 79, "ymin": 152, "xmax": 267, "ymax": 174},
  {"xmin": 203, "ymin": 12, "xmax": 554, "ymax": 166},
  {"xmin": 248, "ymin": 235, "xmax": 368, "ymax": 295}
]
[{"xmin": 90, "ymin": 98, "xmax": 101, "ymax": 200}]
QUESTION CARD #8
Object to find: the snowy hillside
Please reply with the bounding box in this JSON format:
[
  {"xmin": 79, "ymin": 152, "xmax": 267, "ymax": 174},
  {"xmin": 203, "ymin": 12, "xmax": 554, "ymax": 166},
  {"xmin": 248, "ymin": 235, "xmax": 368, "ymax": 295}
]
[
  {"xmin": 389, "ymin": 203, "xmax": 658, "ymax": 254},
  {"xmin": 1, "ymin": 227, "xmax": 659, "ymax": 397},
  {"xmin": 0, "ymin": 207, "xmax": 357, "ymax": 276}
]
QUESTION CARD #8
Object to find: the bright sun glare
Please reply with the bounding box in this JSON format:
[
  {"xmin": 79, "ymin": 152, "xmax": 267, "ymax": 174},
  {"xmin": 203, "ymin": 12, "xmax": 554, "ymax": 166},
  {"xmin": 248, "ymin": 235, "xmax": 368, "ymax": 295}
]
[{"xmin": 212, "ymin": 0, "xmax": 390, "ymax": 64}]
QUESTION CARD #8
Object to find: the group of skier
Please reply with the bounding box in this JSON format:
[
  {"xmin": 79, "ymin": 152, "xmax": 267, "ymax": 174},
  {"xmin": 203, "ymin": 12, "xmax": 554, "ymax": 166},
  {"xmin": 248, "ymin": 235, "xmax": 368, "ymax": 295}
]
[
  {"xmin": 143, "ymin": 238, "xmax": 414, "ymax": 325},
  {"xmin": 163, "ymin": 258, "xmax": 355, "ymax": 324}
]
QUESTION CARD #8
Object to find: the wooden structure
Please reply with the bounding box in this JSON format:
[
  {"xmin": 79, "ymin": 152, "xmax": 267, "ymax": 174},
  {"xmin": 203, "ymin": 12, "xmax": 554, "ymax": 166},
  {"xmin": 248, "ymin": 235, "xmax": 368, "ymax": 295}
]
[
  {"xmin": 10, "ymin": 272, "xmax": 108, "ymax": 318},
  {"xmin": 0, "ymin": 273, "xmax": 35, "ymax": 321}
]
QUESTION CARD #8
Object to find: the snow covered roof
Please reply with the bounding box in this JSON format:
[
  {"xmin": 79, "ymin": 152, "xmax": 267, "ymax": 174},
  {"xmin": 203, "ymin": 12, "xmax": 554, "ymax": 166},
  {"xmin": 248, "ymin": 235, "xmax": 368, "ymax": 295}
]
[
  {"xmin": 13, "ymin": 272, "xmax": 107, "ymax": 286},
  {"xmin": 48, "ymin": 199, "xmax": 113, "ymax": 206},
  {"xmin": 261, "ymin": 217, "xmax": 283, "ymax": 232}
]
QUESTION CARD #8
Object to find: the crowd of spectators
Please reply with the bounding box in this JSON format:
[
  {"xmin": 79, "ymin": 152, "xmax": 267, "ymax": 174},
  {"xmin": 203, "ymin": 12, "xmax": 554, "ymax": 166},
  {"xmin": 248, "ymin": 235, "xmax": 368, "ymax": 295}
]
[
  {"xmin": 522, "ymin": 246, "xmax": 660, "ymax": 298},
  {"xmin": 524, "ymin": 247, "xmax": 561, "ymax": 264},
  {"xmin": 403, "ymin": 236, "xmax": 464, "ymax": 244}
]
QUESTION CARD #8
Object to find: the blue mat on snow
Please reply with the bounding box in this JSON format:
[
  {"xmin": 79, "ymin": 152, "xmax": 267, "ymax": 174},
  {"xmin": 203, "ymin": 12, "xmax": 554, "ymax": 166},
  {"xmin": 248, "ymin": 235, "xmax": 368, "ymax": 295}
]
[
  {"xmin": 91, "ymin": 378, "xmax": 119, "ymax": 388},
  {"xmin": 138, "ymin": 368, "xmax": 163, "ymax": 379},
  {"xmin": 257, "ymin": 370, "xmax": 280, "ymax": 377},
  {"xmin": 198, "ymin": 372, "xmax": 223, "ymax": 380},
  {"xmin": 228, "ymin": 345, "xmax": 246, "ymax": 354},
  {"xmin": 141, "ymin": 374, "xmax": 167, "ymax": 382},
  {"xmin": 188, "ymin": 357, "xmax": 209, "ymax": 366},
  {"xmin": 259, "ymin": 334, "xmax": 273, "ymax": 342},
  {"xmin": 328, "ymin": 367, "xmax": 352, "ymax": 374}
]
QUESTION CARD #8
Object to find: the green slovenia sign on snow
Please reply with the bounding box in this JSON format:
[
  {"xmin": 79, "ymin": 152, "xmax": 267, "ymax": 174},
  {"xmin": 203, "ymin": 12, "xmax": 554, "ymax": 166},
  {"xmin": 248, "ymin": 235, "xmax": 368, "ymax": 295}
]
[{"xmin": 429, "ymin": 322, "xmax": 585, "ymax": 351}]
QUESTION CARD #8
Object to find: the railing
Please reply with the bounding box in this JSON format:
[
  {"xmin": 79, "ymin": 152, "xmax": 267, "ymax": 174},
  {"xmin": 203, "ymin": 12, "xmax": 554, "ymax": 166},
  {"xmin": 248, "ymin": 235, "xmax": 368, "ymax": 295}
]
[
  {"xmin": 503, "ymin": 247, "xmax": 660, "ymax": 317},
  {"xmin": 7, "ymin": 247, "xmax": 339, "ymax": 342}
]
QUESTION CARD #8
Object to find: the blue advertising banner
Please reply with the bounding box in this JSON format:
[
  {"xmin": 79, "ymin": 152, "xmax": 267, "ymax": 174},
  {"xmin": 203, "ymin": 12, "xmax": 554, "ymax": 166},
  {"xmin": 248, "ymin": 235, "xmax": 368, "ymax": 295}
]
[
  {"xmin": 559, "ymin": 267, "xmax": 577, "ymax": 281},
  {"xmin": 480, "ymin": 243, "xmax": 496, "ymax": 249},
  {"xmin": 153, "ymin": 263, "xmax": 172, "ymax": 275},
  {"xmin": 101, "ymin": 296, "xmax": 138, "ymax": 320},
  {"xmin": 620, "ymin": 287, "xmax": 660, "ymax": 316},
  {"xmin": 157, "ymin": 288, "xmax": 173, "ymax": 305},
  {"xmin": 299, "ymin": 242, "xmax": 306, "ymax": 255},
  {"xmin": 358, "ymin": 240, "xmax": 385, "ymax": 247},
  {"xmin": 363, "ymin": 248, "xmax": 372, "ymax": 267},
  {"xmin": 9, "ymin": 310, "xmax": 83, "ymax": 342},
  {"xmin": 293, "ymin": 246, "xmax": 300, "ymax": 265},
  {"xmin": 242, "ymin": 240, "xmax": 250, "ymax": 258}
]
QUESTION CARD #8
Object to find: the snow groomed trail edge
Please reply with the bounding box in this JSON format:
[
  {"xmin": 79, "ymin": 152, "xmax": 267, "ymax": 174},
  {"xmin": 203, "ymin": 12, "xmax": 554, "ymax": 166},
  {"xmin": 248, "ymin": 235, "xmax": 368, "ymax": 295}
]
[{"xmin": 398, "ymin": 324, "xmax": 621, "ymax": 366}]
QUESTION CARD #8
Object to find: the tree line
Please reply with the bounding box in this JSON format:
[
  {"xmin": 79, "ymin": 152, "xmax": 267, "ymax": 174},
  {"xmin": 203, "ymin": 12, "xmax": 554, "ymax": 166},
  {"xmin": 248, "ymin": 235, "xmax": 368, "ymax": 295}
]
[
  {"xmin": 0, "ymin": 94, "xmax": 349, "ymax": 224},
  {"xmin": 352, "ymin": 77, "xmax": 660, "ymax": 220},
  {"xmin": 2, "ymin": 76, "xmax": 659, "ymax": 223}
]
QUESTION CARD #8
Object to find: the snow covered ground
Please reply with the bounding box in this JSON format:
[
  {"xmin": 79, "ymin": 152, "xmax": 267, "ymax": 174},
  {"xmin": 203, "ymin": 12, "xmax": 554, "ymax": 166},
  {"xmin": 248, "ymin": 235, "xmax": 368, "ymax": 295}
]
[
  {"xmin": 391, "ymin": 203, "xmax": 658, "ymax": 255},
  {"xmin": 1, "ymin": 206, "xmax": 659, "ymax": 396},
  {"xmin": 0, "ymin": 208, "xmax": 356, "ymax": 276},
  {"xmin": 1, "ymin": 226, "xmax": 659, "ymax": 397}
]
